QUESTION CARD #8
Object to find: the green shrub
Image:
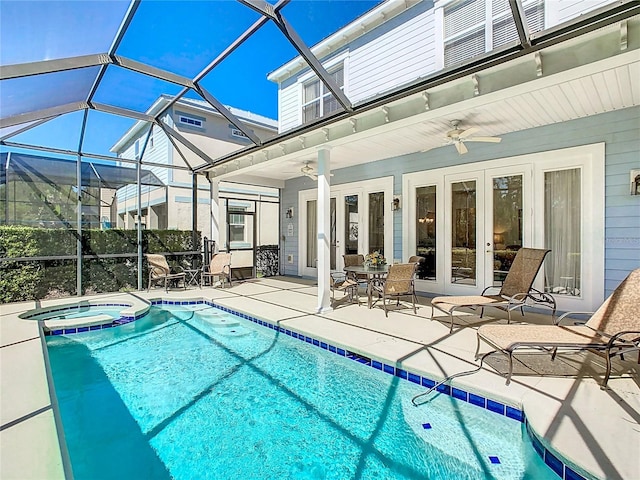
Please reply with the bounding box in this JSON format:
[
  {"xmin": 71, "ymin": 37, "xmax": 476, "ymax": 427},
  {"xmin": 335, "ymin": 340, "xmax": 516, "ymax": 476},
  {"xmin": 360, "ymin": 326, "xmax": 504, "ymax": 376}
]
[{"xmin": 0, "ymin": 226, "xmax": 200, "ymax": 303}]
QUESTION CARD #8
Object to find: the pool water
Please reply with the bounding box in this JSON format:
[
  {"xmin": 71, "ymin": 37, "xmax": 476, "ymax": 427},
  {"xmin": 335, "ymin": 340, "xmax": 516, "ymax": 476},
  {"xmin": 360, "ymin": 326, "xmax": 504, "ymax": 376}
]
[{"xmin": 47, "ymin": 304, "xmax": 557, "ymax": 480}]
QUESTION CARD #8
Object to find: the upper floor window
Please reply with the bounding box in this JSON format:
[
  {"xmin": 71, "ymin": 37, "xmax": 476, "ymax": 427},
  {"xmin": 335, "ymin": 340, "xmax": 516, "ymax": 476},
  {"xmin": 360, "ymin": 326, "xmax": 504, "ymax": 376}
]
[
  {"xmin": 230, "ymin": 127, "xmax": 248, "ymax": 139},
  {"xmin": 302, "ymin": 64, "xmax": 344, "ymax": 123},
  {"xmin": 443, "ymin": 0, "xmax": 544, "ymax": 68},
  {"xmin": 178, "ymin": 115, "xmax": 203, "ymax": 128}
]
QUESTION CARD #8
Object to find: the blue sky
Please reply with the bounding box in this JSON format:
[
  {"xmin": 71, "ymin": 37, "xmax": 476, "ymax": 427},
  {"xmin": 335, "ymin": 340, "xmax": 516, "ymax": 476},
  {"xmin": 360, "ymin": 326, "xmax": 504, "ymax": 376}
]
[{"xmin": 1, "ymin": 0, "xmax": 382, "ymax": 158}]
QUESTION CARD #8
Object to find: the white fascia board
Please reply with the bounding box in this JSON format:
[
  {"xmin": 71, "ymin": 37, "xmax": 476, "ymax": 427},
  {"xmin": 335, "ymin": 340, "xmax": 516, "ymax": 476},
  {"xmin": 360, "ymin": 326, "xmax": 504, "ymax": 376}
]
[{"xmin": 109, "ymin": 96, "xmax": 171, "ymax": 153}]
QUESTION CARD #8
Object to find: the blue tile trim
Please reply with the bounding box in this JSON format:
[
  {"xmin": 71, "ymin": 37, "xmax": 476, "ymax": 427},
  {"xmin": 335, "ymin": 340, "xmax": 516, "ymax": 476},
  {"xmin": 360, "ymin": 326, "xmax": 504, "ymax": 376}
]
[
  {"xmin": 544, "ymin": 450, "xmax": 564, "ymax": 478},
  {"xmin": 525, "ymin": 420, "xmax": 588, "ymax": 480},
  {"xmin": 564, "ymin": 466, "xmax": 587, "ymax": 480},
  {"xmin": 487, "ymin": 399, "xmax": 506, "ymax": 415},
  {"xmin": 452, "ymin": 388, "xmax": 467, "ymax": 401}
]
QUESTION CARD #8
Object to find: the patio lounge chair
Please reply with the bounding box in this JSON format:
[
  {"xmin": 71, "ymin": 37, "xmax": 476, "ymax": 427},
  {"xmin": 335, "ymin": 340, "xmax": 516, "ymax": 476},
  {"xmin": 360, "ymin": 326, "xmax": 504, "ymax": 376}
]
[
  {"xmin": 476, "ymin": 268, "xmax": 640, "ymax": 389},
  {"xmin": 201, "ymin": 252, "xmax": 232, "ymax": 288},
  {"xmin": 371, "ymin": 263, "xmax": 417, "ymax": 317},
  {"xmin": 431, "ymin": 248, "xmax": 556, "ymax": 332},
  {"xmin": 330, "ymin": 272, "xmax": 360, "ymax": 308},
  {"xmin": 146, "ymin": 253, "xmax": 186, "ymax": 292}
]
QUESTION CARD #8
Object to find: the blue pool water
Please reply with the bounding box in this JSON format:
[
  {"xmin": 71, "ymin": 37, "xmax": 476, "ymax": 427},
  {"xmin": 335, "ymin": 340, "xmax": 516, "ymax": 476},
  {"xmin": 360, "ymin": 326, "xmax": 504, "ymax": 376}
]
[{"xmin": 47, "ymin": 304, "xmax": 558, "ymax": 480}]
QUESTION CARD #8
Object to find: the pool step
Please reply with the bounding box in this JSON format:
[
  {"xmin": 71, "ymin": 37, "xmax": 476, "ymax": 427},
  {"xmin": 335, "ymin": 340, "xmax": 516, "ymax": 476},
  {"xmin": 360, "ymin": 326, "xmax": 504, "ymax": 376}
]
[
  {"xmin": 43, "ymin": 314, "xmax": 115, "ymax": 332},
  {"xmin": 199, "ymin": 315, "xmax": 241, "ymax": 328}
]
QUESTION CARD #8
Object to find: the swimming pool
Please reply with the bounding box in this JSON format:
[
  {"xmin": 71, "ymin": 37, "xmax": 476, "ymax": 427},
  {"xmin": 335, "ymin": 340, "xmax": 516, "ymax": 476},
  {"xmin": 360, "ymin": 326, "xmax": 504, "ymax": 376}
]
[{"xmin": 46, "ymin": 302, "xmax": 559, "ymax": 479}]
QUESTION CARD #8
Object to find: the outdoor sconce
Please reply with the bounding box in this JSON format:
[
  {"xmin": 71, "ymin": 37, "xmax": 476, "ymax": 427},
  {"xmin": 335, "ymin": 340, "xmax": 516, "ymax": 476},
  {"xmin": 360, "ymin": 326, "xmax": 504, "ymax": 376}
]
[
  {"xmin": 285, "ymin": 207, "xmax": 294, "ymax": 218},
  {"xmin": 391, "ymin": 197, "xmax": 401, "ymax": 211},
  {"xmin": 631, "ymin": 170, "xmax": 640, "ymax": 196}
]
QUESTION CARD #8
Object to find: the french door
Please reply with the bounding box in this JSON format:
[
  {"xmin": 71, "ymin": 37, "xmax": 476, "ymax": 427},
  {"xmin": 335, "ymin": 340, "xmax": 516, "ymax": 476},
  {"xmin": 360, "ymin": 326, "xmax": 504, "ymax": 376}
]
[
  {"xmin": 444, "ymin": 166, "xmax": 530, "ymax": 295},
  {"xmin": 299, "ymin": 177, "xmax": 393, "ymax": 277},
  {"xmin": 403, "ymin": 144, "xmax": 605, "ymax": 311}
]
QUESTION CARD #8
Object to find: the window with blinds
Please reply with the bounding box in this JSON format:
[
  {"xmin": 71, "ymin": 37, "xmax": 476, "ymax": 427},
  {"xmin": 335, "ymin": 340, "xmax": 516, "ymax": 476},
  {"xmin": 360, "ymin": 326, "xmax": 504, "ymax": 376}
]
[
  {"xmin": 443, "ymin": 0, "xmax": 544, "ymax": 68},
  {"xmin": 302, "ymin": 64, "xmax": 344, "ymax": 123}
]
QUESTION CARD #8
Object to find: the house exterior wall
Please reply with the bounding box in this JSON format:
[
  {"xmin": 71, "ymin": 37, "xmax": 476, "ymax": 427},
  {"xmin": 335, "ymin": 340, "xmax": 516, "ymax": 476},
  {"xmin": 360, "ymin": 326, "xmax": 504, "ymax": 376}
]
[
  {"xmin": 273, "ymin": 0, "xmax": 619, "ymax": 134},
  {"xmin": 113, "ymin": 101, "xmax": 279, "ymax": 249},
  {"xmin": 281, "ymin": 106, "xmax": 640, "ymax": 299}
]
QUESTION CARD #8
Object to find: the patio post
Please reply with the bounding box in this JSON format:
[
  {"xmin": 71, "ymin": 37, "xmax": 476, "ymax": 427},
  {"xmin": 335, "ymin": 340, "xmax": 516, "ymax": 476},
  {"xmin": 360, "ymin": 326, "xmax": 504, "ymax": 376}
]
[
  {"xmin": 209, "ymin": 175, "xmax": 220, "ymax": 252},
  {"xmin": 316, "ymin": 146, "xmax": 332, "ymax": 313}
]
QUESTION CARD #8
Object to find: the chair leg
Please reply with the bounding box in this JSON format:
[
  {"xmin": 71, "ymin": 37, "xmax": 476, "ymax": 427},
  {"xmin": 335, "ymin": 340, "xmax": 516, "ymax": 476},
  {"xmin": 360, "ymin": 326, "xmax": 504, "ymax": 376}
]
[{"xmin": 602, "ymin": 351, "xmax": 613, "ymax": 390}]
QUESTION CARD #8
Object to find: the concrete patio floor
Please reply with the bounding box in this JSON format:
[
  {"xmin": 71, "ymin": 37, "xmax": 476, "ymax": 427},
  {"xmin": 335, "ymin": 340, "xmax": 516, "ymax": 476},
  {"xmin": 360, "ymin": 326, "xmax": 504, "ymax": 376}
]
[{"xmin": 1, "ymin": 276, "xmax": 638, "ymax": 479}]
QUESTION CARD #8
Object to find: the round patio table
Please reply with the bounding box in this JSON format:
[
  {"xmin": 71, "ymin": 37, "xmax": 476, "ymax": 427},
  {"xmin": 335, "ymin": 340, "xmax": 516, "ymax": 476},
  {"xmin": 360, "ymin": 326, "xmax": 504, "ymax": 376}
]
[{"xmin": 344, "ymin": 264, "xmax": 389, "ymax": 309}]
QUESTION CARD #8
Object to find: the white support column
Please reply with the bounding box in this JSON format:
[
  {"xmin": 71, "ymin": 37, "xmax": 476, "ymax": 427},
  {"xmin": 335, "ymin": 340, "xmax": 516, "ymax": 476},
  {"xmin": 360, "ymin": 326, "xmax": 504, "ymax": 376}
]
[
  {"xmin": 316, "ymin": 146, "xmax": 332, "ymax": 313},
  {"xmin": 210, "ymin": 176, "xmax": 220, "ymax": 253}
]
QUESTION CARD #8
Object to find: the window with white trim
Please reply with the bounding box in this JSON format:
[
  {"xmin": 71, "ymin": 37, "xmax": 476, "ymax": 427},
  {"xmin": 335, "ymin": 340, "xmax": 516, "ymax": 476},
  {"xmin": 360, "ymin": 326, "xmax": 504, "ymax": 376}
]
[
  {"xmin": 178, "ymin": 115, "xmax": 203, "ymax": 128},
  {"xmin": 443, "ymin": 0, "xmax": 544, "ymax": 68},
  {"xmin": 229, "ymin": 212, "xmax": 246, "ymax": 244},
  {"xmin": 302, "ymin": 64, "xmax": 344, "ymax": 123}
]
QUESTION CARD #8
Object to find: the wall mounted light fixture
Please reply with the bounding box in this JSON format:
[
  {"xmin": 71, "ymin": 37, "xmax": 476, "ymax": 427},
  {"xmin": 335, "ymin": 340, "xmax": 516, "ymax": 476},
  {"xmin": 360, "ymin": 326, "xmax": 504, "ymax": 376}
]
[
  {"xmin": 631, "ymin": 169, "xmax": 640, "ymax": 196},
  {"xmin": 285, "ymin": 207, "xmax": 294, "ymax": 218},
  {"xmin": 391, "ymin": 197, "xmax": 401, "ymax": 211}
]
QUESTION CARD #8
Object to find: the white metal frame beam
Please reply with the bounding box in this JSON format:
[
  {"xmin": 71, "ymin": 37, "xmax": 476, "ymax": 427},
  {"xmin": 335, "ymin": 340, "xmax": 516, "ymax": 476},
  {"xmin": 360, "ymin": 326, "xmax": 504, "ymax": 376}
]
[{"xmin": 0, "ymin": 54, "xmax": 111, "ymax": 80}]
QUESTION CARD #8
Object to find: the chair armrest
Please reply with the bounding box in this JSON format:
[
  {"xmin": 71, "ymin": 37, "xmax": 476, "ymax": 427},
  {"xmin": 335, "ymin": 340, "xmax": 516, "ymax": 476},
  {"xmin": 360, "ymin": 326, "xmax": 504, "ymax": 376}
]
[
  {"xmin": 555, "ymin": 311, "xmax": 595, "ymax": 326},
  {"xmin": 481, "ymin": 286, "xmax": 500, "ymax": 295}
]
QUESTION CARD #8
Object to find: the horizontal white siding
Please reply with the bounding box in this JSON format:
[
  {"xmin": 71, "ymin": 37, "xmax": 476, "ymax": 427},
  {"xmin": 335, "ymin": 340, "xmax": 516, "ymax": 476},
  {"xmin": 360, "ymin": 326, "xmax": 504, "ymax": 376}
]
[
  {"xmin": 349, "ymin": 9, "xmax": 435, "ymax": 102},
  {"xmin": 278, "ymin": 84, "xmax": 300, "ymax": 133},
  {"xmin": 550, "ymin": 0, "xmax": 617, "ymax": 25}
]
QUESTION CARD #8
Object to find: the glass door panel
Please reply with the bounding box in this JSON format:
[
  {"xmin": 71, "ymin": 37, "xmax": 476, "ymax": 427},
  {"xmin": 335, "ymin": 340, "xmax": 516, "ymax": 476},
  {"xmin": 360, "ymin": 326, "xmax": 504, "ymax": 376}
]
[
  {"xmin": 416, "ymin": 186, "xmax": 436, "ymax": 280},
  {"xmin": 344, "ymin": 194, "xmax": 358, "ymax": 255},
  {"xmin": 544, "ymin": 168, "xmax": 581, "ymax": 296},
  {"xmin": 368, "ymin": 192, "xmax": 384, "ymax": 255},
  {"xmin": 492, "ymin": 175, "xmax": 523, "ymax": 286},
  {"xmin": 451, "ymin": 180, "xmax": 477, "ymax": 286},
  {"xmin": 330, "ymin": 198, "xmax": 336, "ymax": 270},
  {"xmin": 306, "ymin": 200, "xmax": 317, "ymax": 268}
]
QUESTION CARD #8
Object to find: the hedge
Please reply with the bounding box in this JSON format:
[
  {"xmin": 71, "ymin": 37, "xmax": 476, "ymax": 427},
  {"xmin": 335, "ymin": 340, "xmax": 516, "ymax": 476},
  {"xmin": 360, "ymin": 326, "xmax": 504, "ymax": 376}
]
[{"xmin": 0, "ymin": 226, "xmax": 200, "ymax": 303}]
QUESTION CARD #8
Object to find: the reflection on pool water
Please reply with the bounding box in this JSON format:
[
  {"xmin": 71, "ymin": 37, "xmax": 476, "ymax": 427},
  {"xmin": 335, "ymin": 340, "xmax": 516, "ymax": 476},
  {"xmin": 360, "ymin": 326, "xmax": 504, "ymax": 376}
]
[{"xmin": 47, "ymin": 304, "xmax": 558, "ymax": 480}]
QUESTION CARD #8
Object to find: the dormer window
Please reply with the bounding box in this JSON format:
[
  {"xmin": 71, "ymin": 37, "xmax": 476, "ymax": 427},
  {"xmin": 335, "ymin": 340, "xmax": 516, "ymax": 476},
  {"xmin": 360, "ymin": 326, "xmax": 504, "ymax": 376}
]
[
  {"xmin": 178, "ymin": 114, "xmax": 203, "ymax": 128},
  {"xmin": 302, "ymin": 64, "xmax": 344, "ymax": 123}
]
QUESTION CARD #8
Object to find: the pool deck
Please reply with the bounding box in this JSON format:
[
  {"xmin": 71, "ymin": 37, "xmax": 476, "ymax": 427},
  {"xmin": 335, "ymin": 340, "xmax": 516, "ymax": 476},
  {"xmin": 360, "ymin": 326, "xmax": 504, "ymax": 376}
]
[{"xmin": 1, "ymin": 276, "xmax": 638, "ymax": 480}]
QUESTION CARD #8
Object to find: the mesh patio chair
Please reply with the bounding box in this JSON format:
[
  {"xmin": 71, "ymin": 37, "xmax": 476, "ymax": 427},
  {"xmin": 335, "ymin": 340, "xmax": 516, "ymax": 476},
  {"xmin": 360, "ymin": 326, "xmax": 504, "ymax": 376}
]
[
  {"xmin": 371, "ymin": 263, "xmax": 418, "ymax": 317},
  {"xmin": 431, "ymin": 248, "xmax": 556, "ymax": 332},
  {"xmin": 343, "ymin": 254, "xmax": 367, "ymax": 284},
  {"xmin": 146, "ymin": 253, "xmax": 186, "ymax": 292},
  {"xmin": 330, "ymin": 272, "xmax": 360, "ymax": 308},
  {"xmin": 408, "ymin": 255, "xmax": 425, "ymax": 273},
  {"xmin": 201, "ymin": 252, "xmax": 232, "ymax": 288},
  {"xmin": 476, "ymin": 268, "xmax": 640, "ymax": 389}
]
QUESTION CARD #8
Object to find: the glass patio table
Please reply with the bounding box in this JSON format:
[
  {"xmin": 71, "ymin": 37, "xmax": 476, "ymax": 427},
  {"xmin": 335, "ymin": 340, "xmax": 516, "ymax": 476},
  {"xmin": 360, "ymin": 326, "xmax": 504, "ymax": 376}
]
[{"xmin": 343, "ymin": 264, "xmax": 389, "ymax": 309}]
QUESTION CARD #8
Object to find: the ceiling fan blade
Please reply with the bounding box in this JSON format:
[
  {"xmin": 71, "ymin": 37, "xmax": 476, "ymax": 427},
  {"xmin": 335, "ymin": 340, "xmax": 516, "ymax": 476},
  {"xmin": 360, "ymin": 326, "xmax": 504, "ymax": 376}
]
[
  {"xmin": 467, "ymin": 136, "xmax": 502, "ymax": 143},
  {"xmin": 455, "ymin": 141, "xmax": 468, "ymax": 155},
  {"xmin": 458, "ymin": 127, "xmax": 479, "ymax": 139}
]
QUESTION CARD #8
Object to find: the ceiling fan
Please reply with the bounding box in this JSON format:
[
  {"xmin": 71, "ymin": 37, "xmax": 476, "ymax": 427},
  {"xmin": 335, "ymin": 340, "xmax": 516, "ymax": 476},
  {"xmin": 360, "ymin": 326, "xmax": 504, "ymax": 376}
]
[
  {"xmin": 444, "ymin": 120, "xmax": 502, "ymax": 155},
  {"xmin": 300, "ymin": 161, "xmax": 333, "ymax": 180}
]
